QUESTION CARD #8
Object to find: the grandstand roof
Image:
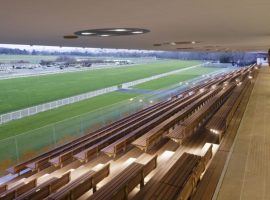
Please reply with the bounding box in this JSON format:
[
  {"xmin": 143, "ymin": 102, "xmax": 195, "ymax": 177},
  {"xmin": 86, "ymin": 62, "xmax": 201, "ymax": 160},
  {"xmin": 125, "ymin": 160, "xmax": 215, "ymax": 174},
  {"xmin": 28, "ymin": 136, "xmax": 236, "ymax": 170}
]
[{"xmin": 0, "ymin": 0, "xmax": 270, "ymax": 51}]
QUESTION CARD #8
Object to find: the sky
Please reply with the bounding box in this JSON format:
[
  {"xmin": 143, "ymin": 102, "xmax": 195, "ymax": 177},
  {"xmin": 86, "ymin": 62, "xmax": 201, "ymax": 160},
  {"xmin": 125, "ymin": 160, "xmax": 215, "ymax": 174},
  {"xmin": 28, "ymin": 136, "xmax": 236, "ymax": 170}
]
[{"xmin": 0, "ymin": 44, "xmax": 157, "ymax": 53}]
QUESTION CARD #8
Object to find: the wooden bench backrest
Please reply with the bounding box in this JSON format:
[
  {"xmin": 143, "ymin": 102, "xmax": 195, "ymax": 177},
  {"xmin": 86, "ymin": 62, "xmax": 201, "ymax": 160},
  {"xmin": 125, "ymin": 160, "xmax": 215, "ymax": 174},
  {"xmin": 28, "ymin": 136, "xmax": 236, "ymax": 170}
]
[
  {"xmin": 16, "ymin": 179, "xmax": 37, "ymax": 197},
  {"xmin": 0, "ymin": 179, "xmax": 36, "ymax": 200},
  {"xmin": 92, "ymin": 163, "xmax": 110, "ymax": 186},
  {"xmin": 51, "ymin": 172, "xmax": 71, "ymax": 193},
  {"xmin": 15, "ymin": 177, "xmax": 57, "ymax": 200},
  {"xmin": 141, "ymin": 155, "xmax": 158, "ymax": 178},
  {"xmin": 202, "ymin": 144, "xmax": 213, "ymax": 166},
  {"xmin": 86, "ymin": 145, "xmax": 99, "ymax": 159},
  {"xmin": 60, "ymin": 151, "xmax": 73, "ymax": 163},
  {"xmin": 0, "ymin": 185, "xmax": 6, "ymax": 195},
  {"xmin": 36, "ymin": 157, "xmax": 50, "ymax": 170}
]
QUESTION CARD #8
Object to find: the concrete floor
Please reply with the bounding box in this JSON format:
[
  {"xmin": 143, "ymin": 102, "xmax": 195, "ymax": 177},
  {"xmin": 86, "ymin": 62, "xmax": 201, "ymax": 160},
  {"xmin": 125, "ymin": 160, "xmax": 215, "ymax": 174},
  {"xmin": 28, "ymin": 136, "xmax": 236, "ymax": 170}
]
[{"xmin": 216, "ymin": 67, "xmax": 270, "ymax": 200}]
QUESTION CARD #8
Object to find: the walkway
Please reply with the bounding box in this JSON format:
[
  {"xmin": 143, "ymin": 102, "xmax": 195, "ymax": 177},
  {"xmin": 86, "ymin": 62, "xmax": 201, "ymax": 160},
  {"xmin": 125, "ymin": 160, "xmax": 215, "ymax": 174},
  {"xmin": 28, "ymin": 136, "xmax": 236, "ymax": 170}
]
[{"xmin": 216, "ymin": 67, "xmax": 270, "ymax": 200}]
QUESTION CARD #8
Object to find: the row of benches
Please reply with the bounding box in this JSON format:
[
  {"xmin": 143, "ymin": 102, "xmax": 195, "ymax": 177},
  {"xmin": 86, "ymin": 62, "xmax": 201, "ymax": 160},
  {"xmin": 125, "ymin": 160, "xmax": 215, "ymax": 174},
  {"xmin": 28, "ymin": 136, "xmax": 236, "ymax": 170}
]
[
  {"xmin": 87, "ymin": 154, "xmax": 157, "ymax": 200},
  {"xmin": 205, "ymin": 74, "xmax": 252, "ymax": 141},
  {"xmin": 166, "ymin": 83, "xmax": 236, "ymax": 144},
  {"xmin": 101, "ymin": 89, "xmax": 211, "ymax": 157},
  {"xmin": 7, "ymin": 96, "xmax": 171, "ymax": 174},
  {"xmin": 47, "ymin": 163, "xmax": 110, "ymax": 200},
  {"xmin": 131, "ymin": 87, "xmax": 222, "ymax": 151},
  {"xmin": 0, "ymin": 172, "xmax": 70, "ymax": 200},
  {"xmin": 131, "ymin": 67, "xmax": 249, "ymax": 152},
  {"xmin": 133, "ymin": 144, "xmax": 213, "ymax": 200}
]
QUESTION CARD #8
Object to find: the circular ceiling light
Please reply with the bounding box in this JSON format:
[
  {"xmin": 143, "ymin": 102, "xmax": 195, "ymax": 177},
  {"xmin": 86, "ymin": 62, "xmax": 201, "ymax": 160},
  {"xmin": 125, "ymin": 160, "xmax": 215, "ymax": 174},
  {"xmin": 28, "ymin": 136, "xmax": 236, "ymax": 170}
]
[
  {"xmin": 132, "ymin": 31, "xmax": 144, "ymax": 34},
  {"xmin": 112, "ymin": 28, "xmax": 129, "ymax": 32},
  {"xmin": 75, "ymin": 28, "xmax": 150, "ymax": 37},
  {"xmin": 81, "ymin": 32, "xmax": 94, "ymax": 35}
]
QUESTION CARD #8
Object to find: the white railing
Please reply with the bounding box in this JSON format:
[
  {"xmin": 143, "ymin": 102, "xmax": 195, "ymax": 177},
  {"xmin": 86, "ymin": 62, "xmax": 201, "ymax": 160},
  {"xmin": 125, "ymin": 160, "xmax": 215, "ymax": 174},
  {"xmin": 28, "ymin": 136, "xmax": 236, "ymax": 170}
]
[
  {"xmin": 0, "ymin": 86, "xmax": 118, "ymax": 124},
  {"xmin": 122, "ymin": 63, "xmax": 205, "ymax": 88}
]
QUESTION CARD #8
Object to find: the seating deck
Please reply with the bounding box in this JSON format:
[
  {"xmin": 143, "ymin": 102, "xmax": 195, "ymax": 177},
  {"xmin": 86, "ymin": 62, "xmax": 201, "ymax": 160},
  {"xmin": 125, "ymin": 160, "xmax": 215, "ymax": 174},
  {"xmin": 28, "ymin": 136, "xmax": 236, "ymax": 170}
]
[
  {"xmin": 47, "ymin": 163, "xmax": 109, "ymax": 200},
  {"xmin": 0, "ymin": 179, "xmax": 36, "ymax": 200},
  {"xmin": 6, "ymin": 97, "xmax": 170, "ymax": 174},
  {"xmin": 166, "ymin": 84, "xmax": 235, "ymax": 143},
  {"xmin": 87, "ymin": 155, "xmax": 157, "ymax": 200},
  {"xmin": 132, "ymin": 88, "xmax": 220, "ymax": 151},
  {"xmin": 73, "ymin": 143, "xmax": 99, "ymax": 163},
  {"xmin": 14, "ymin": 172, "xmax": 70, "ymax": 200}
]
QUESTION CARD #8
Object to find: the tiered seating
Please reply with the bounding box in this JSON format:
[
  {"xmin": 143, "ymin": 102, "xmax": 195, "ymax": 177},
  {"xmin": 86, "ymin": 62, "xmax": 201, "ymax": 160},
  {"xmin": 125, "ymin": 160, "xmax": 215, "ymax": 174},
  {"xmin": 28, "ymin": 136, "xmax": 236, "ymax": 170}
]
[
  {"xmin": 14, "ymin": 172, "xmax": 70, "ymax": 200},
  {"xmin": 87, "ymin": 155, "xmax": 157, "ymax": 200},
  {"xmin": 100, "ymin": 91, "xmax": 210, "ymax": 157},
  {"xmin": 7, "ymin": 99, "xmax": 169, "ymax": 174},
  {"xmin": 132, "ymin": 88, "xmax": 220, "ymax": 151},
  {"xmin": 0, "ymin": 179, "xmax": 36, "ymax": 200},
  {"xmin": 1, "ymin": 65, "xmax": 256, "ymax": 200},
  {"xmin": 166, "ymin": 84, "xmax": 236, "ymax": 143},
  {"xmin": 205, "ymin": 77, "xmax": 251, "ymax": 141},
  {"xmin": 135, "ymin": 145, "xmax": 213, "ymax": 200},
  {"xmin": 6, "ymin": 68, "xmax": 238, "ymax": 175}
]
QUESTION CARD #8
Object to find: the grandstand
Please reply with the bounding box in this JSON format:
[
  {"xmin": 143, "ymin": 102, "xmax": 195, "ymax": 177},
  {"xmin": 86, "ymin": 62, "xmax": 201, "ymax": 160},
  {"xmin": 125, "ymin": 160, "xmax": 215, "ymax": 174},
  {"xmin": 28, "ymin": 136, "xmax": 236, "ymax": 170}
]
[
  {"xmin": 1, "ymin": 1, "xmax": 270, "ymax": 199},
  {"xmin": 0, "ymin": 64, "xmax": 259, "ymax": 200}
]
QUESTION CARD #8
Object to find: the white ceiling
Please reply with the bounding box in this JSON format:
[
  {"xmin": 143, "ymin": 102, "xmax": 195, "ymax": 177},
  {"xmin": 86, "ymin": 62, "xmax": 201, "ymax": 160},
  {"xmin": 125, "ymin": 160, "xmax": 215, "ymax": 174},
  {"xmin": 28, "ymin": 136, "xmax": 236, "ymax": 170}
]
[{"xmin": 0, "ymin": 0, "xmax": 270, "ymax": 51}]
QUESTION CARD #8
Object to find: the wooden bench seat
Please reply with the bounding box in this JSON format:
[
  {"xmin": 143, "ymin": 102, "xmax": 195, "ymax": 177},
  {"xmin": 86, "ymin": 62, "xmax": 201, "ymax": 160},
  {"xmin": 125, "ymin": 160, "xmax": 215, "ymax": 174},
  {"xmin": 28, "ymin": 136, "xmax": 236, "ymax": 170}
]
[
  {"xmin": 206, "ymin": 78, "xmax": 250, "ymax": 140},
  {"xmin": 87, "ymin": 163, "xmax": 143, "ymax": 200},
  {"xmin": 15, "ymin": 172, "xmax": 70, "ymax": 200},
  {"xmin": 48, "ymin": 163, "xmax": 109, "ymax": 200},
  {"xmin": 101, "ymin": 134, "xmax": 131, "ymax": 158},
  {"xmin": 135, "ymin": 154, "xmax": 158, "ymax": 178},
  {"xmin": 87, "ymin": 155, "xmax": 157, "ymax": 200},
  {"xmin": 26, "ymin": 157, "xmax": 51, "ymax": 172},
  {"xmin": 73, "ymin": 143, "xmax": 99, "ymax": 163},
  {"xmin": 0, "ymin": 185, "xmax": 7, "ymax": 195},
  {"xmin": 49, "ymin": 151, "xmax": 74, "ymax": 168},
  {"xmin": 0, "ymin": 179, "xmax": 36, "ymax": 200},
  {"xmin": 166, "ymin": 84, "xmax": 235, "ymax": 143}
]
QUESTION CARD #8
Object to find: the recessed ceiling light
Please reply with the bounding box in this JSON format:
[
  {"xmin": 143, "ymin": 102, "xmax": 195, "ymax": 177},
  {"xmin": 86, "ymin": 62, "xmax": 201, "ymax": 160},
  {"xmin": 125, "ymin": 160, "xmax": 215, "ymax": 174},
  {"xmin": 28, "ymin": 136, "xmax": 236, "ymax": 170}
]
[
  {"xmin": 112, "ymin": 29, "xmax": 129, "ymax": 32},
  {"xmin": 81, "ymin": 32, "xmax": 94, "ymax": 35},
  {"xmin": 191, "ymin": 41, "xmax": 196, "ymax": 44},
  {"xmin": 75, "ymin": 28, "xmax": 149, "ymax": 37},
  {"xmin": 132, "ymin": 31, "xmax": 143, "ymax": 34}
]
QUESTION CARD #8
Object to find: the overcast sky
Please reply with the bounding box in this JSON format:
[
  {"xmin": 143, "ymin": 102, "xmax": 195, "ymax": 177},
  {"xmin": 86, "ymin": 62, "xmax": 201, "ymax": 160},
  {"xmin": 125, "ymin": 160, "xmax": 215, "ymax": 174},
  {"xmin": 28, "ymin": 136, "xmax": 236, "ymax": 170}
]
[{"xmin": 0, "ymin": 44, "xmax": 156, "ymax": 53}]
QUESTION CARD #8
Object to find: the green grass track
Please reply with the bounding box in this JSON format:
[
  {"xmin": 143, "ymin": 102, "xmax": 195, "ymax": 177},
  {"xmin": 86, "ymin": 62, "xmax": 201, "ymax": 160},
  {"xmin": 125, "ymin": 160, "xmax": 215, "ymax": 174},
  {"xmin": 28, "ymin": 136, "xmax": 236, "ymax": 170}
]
[
  {"xmin": 0, "ymin": 60, "xmax": 200, "ymax": 114},
  {"xmin": 0, "ymin": 91, "xmax": 137, "ymax": 140},
  {"xmin": 134, "ymin": 66, "xmax": 219, "ymax": 90}
]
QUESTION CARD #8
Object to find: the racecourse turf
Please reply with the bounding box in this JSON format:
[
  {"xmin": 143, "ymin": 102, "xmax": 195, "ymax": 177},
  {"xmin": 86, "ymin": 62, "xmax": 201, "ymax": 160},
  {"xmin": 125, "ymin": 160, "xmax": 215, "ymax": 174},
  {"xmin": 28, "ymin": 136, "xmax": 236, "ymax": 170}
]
[
  {"xmin": 0, "ymin": 60, "xmax": 200, "ymax": 114},
  {"xmin": 134, "ymin": 66, "xmax": 220, "ymax": 90},
  {"xmin": 0, "ymin": 91, "xmax": 137, "ymax": 140}
]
